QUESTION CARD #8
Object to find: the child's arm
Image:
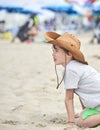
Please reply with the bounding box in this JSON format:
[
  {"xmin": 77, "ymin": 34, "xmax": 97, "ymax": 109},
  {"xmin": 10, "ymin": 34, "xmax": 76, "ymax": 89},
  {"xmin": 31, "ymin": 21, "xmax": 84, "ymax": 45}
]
[
  {"xmin": 74, "ymin": 97, "xmax": 85, "ymax": 118},
  {"xmin": 65, "ymin": 89, "xmax": 75, "ymax": 124}
]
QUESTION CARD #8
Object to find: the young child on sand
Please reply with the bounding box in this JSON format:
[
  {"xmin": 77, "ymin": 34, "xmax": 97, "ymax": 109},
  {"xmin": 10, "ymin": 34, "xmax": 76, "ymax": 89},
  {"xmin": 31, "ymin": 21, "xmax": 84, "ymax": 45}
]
[{"xmin": 45, "ymin": 31, "xmax": 100, "ymax": 128}]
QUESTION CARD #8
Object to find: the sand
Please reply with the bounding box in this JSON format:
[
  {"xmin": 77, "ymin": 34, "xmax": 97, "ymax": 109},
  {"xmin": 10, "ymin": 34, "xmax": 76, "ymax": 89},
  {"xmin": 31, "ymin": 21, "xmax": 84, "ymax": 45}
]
[{"xmin": 0, "ymin": 32, "xmax": 100, "ymax": 130}]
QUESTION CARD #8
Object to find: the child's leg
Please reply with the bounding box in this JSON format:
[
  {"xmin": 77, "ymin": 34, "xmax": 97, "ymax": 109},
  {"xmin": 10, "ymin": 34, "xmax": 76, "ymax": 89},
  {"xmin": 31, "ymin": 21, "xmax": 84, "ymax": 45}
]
[{"xmin": 77, "ymin": 113, "xmax": 100, "ymax": 128}]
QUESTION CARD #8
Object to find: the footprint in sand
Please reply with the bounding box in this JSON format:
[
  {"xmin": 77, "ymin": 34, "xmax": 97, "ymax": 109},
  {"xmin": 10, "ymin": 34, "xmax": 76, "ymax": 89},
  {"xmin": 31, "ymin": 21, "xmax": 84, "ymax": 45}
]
[
  {"xmin": 11, "ymin": 105, "xmax": 23, "ymax": 112},
  {"xmin": 36, "ymin": 123, "xmax": 47, "ymax": 127},
  {"xmin": 92, "ymin": 55, "xmax": 100, "ymax": 59},
  {"xmin": 0, "ymin": 120, "xmax": 19, "ymax": 125},
  {"xmin": 50, "ymin": 117, "xmax": 66, "ymax": 124}
]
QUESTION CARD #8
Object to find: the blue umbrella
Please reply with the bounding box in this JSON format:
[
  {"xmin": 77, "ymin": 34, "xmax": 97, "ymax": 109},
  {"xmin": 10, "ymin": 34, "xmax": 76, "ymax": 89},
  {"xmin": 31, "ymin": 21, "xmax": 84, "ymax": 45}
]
[
  {"xmin": 42, "ymin": 3, "xmax": 72, "ymax": 12},
  {"xmin": 22, "ymin": 1, "xmax": 41, "ymax": 14},
  {"xmin": 42, "ymin": 2, "xmax": 83, "ymax": 15},
  {"xmin": 92, "ymin": 1, "xmax": 100, "ymax": 15},
  {"xmin": 0, "ymin": 0, "xmax": 23, "ymax": 12},
  {"xmin": 68, "ymin": 4, "xmax": 83, "ymax": 15},
  {"xmin": 83, "ymin": 2, "xmax": 93, "ymax": 8},
  {"xmin": 0, "ymin": 0, "xmax": 40, "ymax": 14}
]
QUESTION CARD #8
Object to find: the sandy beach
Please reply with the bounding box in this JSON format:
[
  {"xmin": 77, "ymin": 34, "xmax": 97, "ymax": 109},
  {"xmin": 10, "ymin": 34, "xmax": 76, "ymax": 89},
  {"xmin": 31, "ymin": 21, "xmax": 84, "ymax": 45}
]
[{"xmin": 0, "ymin": 32, "xmax": 100, "ymax": 130}]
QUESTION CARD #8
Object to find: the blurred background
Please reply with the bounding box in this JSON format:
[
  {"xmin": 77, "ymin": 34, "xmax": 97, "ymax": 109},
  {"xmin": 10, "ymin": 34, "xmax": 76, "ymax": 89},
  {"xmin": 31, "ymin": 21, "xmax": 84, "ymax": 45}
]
[{"xmin": 0, "ymin": 0, "xmax": 100, "ymax": 43}]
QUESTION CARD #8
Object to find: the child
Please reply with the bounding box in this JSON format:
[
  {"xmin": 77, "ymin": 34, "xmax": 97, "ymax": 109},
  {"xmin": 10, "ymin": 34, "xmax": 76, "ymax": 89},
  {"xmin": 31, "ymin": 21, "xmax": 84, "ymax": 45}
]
[{"xmin": 45, "ymin": 31, "xmax": 100, "ymax": 128}]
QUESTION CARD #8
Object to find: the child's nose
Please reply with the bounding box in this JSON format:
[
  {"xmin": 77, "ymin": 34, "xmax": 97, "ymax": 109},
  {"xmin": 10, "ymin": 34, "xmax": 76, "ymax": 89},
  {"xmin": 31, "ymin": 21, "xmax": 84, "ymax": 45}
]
[
  {"xmin": 52, "ymin": 51, "xmax": 55, "ymax": 56},
  {"xmin": 52, "ymin": 53, "xmax": 54, "ymax": 57}
]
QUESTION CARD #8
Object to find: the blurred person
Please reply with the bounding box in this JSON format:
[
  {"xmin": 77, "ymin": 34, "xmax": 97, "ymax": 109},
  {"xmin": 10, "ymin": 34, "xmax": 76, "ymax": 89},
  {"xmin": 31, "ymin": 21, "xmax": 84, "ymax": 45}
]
[
  {"xmin": 0, "ymin": 20, "xmax": 6, "ymax": 33},
  {"xmin": 27, "ymin": 26, "xmax": 38, "ymax": 42},
  {"xmin": 3, "ymin": 30, "xmax": 12, "ymax": 40},
  {"xmin": 90, "ymin": 23, "xmax": 100, "ymax": 44},
  {"xmin": 0, "ymin": 20, "xmax": 12, "ymax": 40},
  {"xmin": 45, "ymin": 31, "xmax": 100, "ymax": 128},
  {"xmin": 95, "ymin": 16, "xmax": 100, "ymax": 28},
  {"xmin": 27, "ymin": 14, "xmax": 39, "ymax": 42},
  {"xmin": 0, "ymin": 20, "xmax": 6, "ymax": 38},
  {"xmin": 11, "ymin": 14, "xmax": 39, "ymax": 43}
]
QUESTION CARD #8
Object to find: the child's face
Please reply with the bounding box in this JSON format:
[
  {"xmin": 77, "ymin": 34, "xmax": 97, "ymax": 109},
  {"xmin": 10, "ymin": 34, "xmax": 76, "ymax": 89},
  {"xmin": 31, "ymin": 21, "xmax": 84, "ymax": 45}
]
[{"xmin": 52, "ymin": 45, "xmax": 66, "ymax": 66}]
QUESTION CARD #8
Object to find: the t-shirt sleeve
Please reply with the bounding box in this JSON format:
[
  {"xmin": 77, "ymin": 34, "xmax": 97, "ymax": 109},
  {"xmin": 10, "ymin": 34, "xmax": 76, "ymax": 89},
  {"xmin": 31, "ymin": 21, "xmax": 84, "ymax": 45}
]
[{"xmin": 64, "ymin": 70, "xmax": 80, "ymax": 89}]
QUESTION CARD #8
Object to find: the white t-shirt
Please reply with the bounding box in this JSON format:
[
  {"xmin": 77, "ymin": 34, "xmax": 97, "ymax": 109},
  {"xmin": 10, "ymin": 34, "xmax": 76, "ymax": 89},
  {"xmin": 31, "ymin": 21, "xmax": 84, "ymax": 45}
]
[{"xmin": 64, "ymin": 60, "xmax": 100, "ymax": 110}]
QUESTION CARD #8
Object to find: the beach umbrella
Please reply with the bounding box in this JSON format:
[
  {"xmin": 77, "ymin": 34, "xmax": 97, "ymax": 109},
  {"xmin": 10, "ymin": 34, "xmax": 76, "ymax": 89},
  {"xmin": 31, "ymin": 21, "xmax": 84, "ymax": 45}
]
[
  {"xmin": 69, "ymin": 4, "xmax": 83, "ymax": 15},
  {"xmin": 42, "ymin": 3, "xmax": 82, "ymax": 15},
  {"xmin": 21, "ymin": 1, "xmax": 41, "ymax": 14},
  {"xmin": 0, "ymin": 0, "xmax": 40, "ymax": 14},
  {"xmin": 42, "ymin": 0, "xmax": 73, "ymax": 12},
  {"xmin": 38, "ymin": 9, "xmax": 55, "ymax": 22},
  {"xmin": 82, "ymin": 1, "xmax": 93, "ymax": 16},
  {"xmin": 92, "ymin": 1, "xmax": 100, "ymax": 14},
  {"xmin": 0, "ymin": 0, "xmax": 23, "ymax": 12},
  {"xmin": 42, "ymin": 4, "xmax": 72, "ymax": 12},
  {"xmin": 83, "ymin": 1, "xmax": 93, "ymax": 8}
]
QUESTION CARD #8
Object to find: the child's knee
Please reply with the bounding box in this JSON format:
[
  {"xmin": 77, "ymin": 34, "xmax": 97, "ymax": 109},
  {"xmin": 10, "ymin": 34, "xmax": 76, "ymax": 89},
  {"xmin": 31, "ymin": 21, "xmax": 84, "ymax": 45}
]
[{"xmin": 76, "ymin": 117, "xmax": 87, "ymax": 128}]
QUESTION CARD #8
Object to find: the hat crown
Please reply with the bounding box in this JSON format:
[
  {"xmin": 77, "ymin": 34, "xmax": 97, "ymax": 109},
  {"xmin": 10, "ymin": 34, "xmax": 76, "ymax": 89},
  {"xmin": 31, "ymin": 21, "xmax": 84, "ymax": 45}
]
[
  {"xmin": 45, "ymin": 32, "xmax": 81, "ymax": 49},
  {"xmin": 56, "ymin": 32, "xmax": 80, "ymax": 49}
]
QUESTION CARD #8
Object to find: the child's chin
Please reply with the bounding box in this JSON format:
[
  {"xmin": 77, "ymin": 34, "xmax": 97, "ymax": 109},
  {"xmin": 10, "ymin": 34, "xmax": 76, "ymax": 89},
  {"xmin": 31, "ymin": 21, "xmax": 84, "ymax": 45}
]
[{"xmin": 55, "ymin": 62, "xmax": 61, "ymax": 65}]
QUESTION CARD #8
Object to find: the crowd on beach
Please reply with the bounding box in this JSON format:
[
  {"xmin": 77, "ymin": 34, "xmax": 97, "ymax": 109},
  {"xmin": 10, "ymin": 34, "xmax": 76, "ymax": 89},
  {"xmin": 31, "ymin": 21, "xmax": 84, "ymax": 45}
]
[{"xmin": 0, "ymin": 11, "xmax": 100, "ymax": 44}]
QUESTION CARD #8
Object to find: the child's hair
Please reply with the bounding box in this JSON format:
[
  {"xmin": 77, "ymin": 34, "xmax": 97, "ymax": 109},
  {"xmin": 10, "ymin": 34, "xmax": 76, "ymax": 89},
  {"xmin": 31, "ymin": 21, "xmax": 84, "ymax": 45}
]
[
  {"xmin": 53, "ymin": 45, "xmax": 69, "ymax": 54},
  {"xmin": 53, "ymin": 45, "xmax": 74, "ymax": 59},
  {"xmin": 63, "ymin": 48, "xmax": 70, "ymax": 55},
  {"xmin": 53, "ymin": 45, "xmax": 67, "ymax": 89}
]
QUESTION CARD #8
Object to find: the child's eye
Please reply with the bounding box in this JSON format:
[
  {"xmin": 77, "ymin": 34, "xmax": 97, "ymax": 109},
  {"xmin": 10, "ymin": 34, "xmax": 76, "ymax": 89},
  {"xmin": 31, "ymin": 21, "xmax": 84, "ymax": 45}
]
[{"xmin": 55, "ymin": 49, "xmax": 59, "ymax": 52}]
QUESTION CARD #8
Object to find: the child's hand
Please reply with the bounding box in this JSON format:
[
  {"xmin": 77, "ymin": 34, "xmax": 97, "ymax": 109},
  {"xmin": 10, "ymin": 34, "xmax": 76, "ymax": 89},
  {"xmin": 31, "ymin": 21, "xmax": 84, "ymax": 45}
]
[
  {"xmin": 67, "ymin": 121, "xmax": 75, "ymax": 125},
  {"xmin": 64, "ymin": 122, "xmax": 76, "ymax": 129}
]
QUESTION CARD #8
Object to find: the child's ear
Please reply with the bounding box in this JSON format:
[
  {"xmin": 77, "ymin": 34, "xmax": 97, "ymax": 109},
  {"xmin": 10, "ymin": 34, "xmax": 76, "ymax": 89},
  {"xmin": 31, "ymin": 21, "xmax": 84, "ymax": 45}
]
[{"xmin": 68, "ymin": 52, "xmax": 72, "ymax": 56}]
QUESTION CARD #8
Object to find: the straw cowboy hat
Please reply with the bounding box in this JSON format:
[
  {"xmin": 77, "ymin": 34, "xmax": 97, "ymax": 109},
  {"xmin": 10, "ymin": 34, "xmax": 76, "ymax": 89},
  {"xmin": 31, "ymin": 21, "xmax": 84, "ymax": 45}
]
[{"xmin": 45, "ymin": 31, "xmax": 88, "ymax": 64}]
